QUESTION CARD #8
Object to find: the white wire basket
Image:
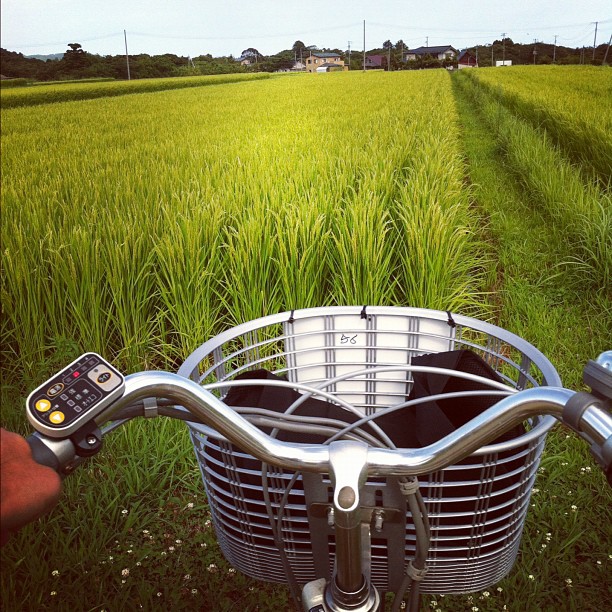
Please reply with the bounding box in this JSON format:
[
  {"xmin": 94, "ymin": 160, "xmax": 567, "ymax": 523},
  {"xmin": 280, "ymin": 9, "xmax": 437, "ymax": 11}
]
[{"xmin": 179, "ymin": 306, "xmax": 560, "ymax": 594}]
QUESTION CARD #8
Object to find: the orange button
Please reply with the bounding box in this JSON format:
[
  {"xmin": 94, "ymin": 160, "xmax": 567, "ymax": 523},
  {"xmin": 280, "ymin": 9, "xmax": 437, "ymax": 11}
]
[
  {"xmin": 35, "ymin": 399, "xmax": 52, "ymax": 412},
  {"xmin": 49, "ymin": 411, "xmax": 65, "ymax": 424}
]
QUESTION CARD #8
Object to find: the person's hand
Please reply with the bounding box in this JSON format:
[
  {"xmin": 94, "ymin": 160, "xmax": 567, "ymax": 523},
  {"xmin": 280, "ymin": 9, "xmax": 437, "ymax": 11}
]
[{"xmin": 1, "ymin": 428, "xmax": 62, "ymax": 546}]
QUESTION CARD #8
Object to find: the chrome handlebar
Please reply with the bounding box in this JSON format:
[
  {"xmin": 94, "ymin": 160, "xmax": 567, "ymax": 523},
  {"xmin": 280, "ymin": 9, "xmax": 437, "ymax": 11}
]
[{"xmin": 30, "ymin": 369, "xmax": 612, "ymax": 480}]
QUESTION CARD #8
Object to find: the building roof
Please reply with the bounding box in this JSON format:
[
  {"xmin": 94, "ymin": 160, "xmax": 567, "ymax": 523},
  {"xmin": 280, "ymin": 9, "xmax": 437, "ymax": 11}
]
[
  {"xmin": 406, "ymin": 45, "xmax": 457, "ymax": 56},
  {"xmin": 458, "ymin": 50, "xmax": 477, "ymax": 62},
  {"xmin": 312, "ymin": 52, "xmax": 340, "ymax": 58}
]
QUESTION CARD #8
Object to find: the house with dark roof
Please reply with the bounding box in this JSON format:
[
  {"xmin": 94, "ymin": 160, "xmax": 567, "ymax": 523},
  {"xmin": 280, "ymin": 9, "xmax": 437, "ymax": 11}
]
[
  {"xmin": 458, "ymin": 50, "xmax": 478, "ymax": 69},
  {"xmin": 365, "ymin": 54, "xmax": 385, "ymax": 69},
  {"xmin": 404, "ymin": 45, "xmax": 458, "ymax": 62},
  {"xmin": 305, "ymin": 52, "xmax": 347, "ymax": 72}
]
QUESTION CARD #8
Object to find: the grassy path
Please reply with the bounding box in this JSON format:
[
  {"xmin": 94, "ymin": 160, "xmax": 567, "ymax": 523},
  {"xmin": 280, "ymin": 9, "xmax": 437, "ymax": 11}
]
[
  {"xmin": 1, "ymin": 70, "xmax": 609, "ymax": 612},
  {"xmin": 445, "ymin": 71, "xmax": 611, "ymax": 612}
]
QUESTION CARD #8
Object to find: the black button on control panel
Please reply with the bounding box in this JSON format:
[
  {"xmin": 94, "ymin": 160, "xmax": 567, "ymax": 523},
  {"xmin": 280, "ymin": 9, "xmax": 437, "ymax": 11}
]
[{"xmin": 27, "ymin": 353, "xmax": 125, "ymax": 438}]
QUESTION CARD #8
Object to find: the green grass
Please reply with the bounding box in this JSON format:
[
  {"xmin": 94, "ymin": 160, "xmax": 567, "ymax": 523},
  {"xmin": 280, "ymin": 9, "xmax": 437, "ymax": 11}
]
[
  {"xmin": 440, "ymin": 71, "xmax": 612, "ymax": 611},
  {"xmin": 455, "ymin": 70, "xmax": 612, "ymax": 294},
  {"xmin": 1, "ymin": 68, "xmax": 611, "ymax": 611},
  {"xmin": 464, "ymin": 66, "xmax": 612, "ymax": 187}
]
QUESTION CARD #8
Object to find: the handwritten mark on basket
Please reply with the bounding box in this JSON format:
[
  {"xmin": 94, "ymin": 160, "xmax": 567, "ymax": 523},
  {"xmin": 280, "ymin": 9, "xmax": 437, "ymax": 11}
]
[{"xmin": 340, "ymin": 334, "xmax": 358, "ymax": 345}]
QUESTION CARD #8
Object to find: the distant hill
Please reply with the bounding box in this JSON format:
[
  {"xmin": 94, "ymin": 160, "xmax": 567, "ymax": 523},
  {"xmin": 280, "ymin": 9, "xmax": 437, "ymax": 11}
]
[{"xmin": 26, "ymin": 53, "xmax": 63, "ymax": 61}]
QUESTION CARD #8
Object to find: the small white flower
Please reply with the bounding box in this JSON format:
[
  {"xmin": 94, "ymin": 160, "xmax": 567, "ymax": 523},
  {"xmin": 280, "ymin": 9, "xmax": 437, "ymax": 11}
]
[
  {"xmin": 482, "ymin": 591, "xmax": 490, "ymax": 597},
  {"xmin": 168, "ymin": 546, "xmax": 175, "ymax": 552},
  {"xmin": 157, "ymin": 592, "xmax": 162, "ymax": 597},
  {"xmin": 528, "ymin": 574, "xmax": 535, "ymax": 581},
  {"xmin": 571, "ymin": 505, "xmax": 578, "ymax": 512},
  {"xmin": 122, "ymin": 568, "xmax": 130, "ymax": 577},
  {"xmin": 184, "ymin": 574, "xmax": 191, "ymax": 581},
  {"xmin": 51, "ymin": 570, "xmax": 60, "ymax": 577},
  {"xmin": 50, "ymin": 591, "xmax": 57, "ymax": 596},
  {"xmin": 175, "ymin": 539, "xmax": 182, "ymax": 544},
  {"xmin": 187, "ymin": 502, "xmax": 194, "ymax": 509},
  {"xmin": 122, "ymin": 509, "xmax": 128, "ymax": 515},
  {"xmin": 191, "ymin": 589, "xmax": 198, "ymax": 595},
  {"xmin": 497, "ymin": 587, "xmax": 503, "ymax": 592}
]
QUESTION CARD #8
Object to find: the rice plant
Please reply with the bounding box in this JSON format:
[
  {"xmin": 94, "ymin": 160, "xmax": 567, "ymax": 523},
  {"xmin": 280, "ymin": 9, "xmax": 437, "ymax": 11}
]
[
  {"xmin": 456, "ymin": 69, "xmax": 611, "ymax": 293},
  {"xmin": 0, "ymin": 72, "xmax": 271, "ymax": 108},
  {"xmin": 466, "ymin": 66, "xmax": 612, "ymax": 187}
]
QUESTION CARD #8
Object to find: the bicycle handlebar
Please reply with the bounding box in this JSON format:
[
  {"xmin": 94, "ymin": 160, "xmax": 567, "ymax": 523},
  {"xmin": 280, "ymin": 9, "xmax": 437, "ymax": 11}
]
[{"xmin": 28, "ymin": 370, "xmax": 612, "ymax": 481}]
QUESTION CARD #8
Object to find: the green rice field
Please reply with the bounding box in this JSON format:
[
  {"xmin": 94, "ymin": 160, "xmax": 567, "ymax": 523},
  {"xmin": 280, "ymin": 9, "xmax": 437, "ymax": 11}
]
[{"xmin": 1, "ymin": 66, "xmax": 611, "ymax": 611}]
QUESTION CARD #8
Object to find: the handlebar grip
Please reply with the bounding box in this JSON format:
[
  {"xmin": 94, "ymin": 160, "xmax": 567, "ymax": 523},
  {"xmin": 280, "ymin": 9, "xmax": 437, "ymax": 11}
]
[
  {"xmin": 27, "ymin": 434, "xmax": 62, "ymax": 472},
  {"xmin": 26, "ymin": 433, "xmax": 78, "ymax": 476}
]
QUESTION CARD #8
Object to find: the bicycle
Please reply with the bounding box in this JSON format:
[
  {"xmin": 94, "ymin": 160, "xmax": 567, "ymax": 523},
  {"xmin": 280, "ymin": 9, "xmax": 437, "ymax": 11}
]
[{"xmin": 25, "ymin": 307, "xmax": 611, "ymax": 612}]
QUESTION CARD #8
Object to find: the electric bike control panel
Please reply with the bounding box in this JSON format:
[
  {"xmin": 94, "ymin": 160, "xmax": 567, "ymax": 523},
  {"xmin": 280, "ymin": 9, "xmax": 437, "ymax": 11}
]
[{"xmin": 27, "ymin": 353, "xmax": 125, "ymax": 438}]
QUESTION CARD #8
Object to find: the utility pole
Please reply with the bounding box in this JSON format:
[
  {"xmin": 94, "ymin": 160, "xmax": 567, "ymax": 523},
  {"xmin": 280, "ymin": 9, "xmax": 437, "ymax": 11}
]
[
  {"xmin": 426, "ymin": 36, "xmax": 429, "ymax": 48},
  {"xmin": 533, "ymin": 39, "xmax": 537, "ymax": 65},
  {"xmin": 388, "ymin": 43, "xmax": 391, "ymax": 71},
  {"xmin": 363, "ymin": 20, "xmax": 366, "ymax": 72},
  {"xmin": 348, "ymin": 41, "xmax": 352, "ymax": 69},
  {"xmin": 501, "ymin": 33, "xmax": 506, "ymax": 64},
  {"xmin": 603, "ymin": 33, "xmax": 612, "ymax": 65},
  {"xmin": 553, "ymin": 34, "xmax": 558, "ymax": 63},
  {"xmin": 124, "ymin": 29, "xmax": 131, "ymax": 80},
  {"xmin": 593, "ymin": 21, "xmax": 598, "ymax": 61}
]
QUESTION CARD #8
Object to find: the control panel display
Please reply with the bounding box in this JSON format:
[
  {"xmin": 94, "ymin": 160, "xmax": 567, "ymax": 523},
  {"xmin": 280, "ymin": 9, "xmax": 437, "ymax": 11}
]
[{"xmin": 27, "ymin": 353, "xmax": 125, "ymax": 438}]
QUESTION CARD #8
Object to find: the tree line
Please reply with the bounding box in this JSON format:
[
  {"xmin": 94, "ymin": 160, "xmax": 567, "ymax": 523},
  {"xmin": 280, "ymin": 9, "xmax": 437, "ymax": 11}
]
[{"xmin": 1, "ymin": 38, "xmax": 608, "ymax": 83}]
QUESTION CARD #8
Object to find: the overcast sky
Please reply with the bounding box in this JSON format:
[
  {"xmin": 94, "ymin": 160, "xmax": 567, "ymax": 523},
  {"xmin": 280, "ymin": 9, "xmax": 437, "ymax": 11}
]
[{"xmin": 1, "ymin": 0, "xmax": 610, "ymax": 58}]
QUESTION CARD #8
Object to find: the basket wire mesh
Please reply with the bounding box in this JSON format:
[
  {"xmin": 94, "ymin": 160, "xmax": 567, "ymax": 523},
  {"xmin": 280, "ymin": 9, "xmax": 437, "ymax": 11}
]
[{"xmin": 179, "ymin": 307, "xmax": 560, "ymax": 594}]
